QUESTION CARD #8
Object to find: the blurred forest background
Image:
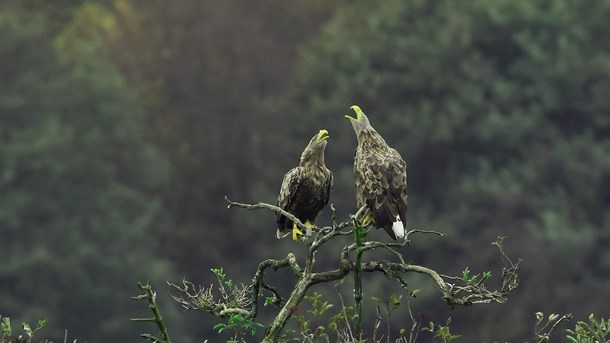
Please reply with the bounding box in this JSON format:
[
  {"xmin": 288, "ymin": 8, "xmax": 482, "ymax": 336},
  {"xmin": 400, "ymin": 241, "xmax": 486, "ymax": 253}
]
[{"xmin": 1, "ymin": 0, "xmax": 609, "ymax": 342}]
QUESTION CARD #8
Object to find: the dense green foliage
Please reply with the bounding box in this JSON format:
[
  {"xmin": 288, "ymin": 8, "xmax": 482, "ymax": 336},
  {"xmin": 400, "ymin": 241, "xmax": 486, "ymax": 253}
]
[
  {"xmin": 566, "ymin": 314, "xmax": 610, "ymax": 343},
  {"xmin": 1, "ymin": 0, "xmax": 609, "ymax": 341},
  {"xmin": 0, "ymin": 6, "xmax": 180, "ymax": 342}
]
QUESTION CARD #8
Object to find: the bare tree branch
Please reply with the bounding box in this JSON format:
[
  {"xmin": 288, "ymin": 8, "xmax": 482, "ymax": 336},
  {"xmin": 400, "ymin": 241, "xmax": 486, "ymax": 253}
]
[
  {"xmin": 225, "ymin": 196, "xmax": 310, "ymax": 233},
  {"xmin": 172, "ymin": 198, "xmax": 520, "ymax": 342}
]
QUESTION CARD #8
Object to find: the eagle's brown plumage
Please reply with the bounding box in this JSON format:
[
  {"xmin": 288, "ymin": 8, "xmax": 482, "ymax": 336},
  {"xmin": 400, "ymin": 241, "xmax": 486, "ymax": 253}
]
[
  {"xmin": 276, "ymin": 130, "xmax": 333, "ymax": 240},
  {"xmin": 346, "ymin": 106, "xmax": 407, "ymax": 240}
]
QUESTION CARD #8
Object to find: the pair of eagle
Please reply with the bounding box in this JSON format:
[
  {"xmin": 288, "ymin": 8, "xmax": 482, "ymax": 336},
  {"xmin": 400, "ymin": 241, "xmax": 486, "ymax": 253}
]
[{"xmin": 277, "ymin": 105, "xmax": 408, "ymax": 241}]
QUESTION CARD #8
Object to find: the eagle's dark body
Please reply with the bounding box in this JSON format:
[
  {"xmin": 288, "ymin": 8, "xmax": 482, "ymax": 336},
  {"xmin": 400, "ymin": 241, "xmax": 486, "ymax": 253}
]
[
  {"xmin": 276, "ymin": 130, "xmax": 333, "ymax": 239},
  {"xmin": 346, "ymin": 106, "xmax": 407, "ymax": 240}
]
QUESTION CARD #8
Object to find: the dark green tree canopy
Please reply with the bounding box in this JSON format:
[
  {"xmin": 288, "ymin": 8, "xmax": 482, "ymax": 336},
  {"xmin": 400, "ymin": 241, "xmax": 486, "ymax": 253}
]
[
  {"xmin": 0, "ymin": 8, "xmax": 178, "ymax": 341},
  {"xmin": 279, "ymin": 0, "xmax": 610, "ymax": 340}
]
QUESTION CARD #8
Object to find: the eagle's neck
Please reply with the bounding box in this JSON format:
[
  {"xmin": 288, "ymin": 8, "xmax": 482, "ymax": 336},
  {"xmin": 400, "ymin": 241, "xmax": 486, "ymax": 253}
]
[
  {"xmin": 357, "ymin": 127, "xmax": 388, "ymax": 152},
  {"xmin": 300, "ymin": 150, "xmax": 328, "ymax": 186},
  {"xmin": 300, "ymin": 148, "xmax": 326, "ymax": 169}
]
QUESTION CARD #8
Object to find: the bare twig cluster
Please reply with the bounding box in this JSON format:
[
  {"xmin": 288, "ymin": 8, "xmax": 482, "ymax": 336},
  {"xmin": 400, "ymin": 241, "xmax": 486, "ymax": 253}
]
[
  {"xmin": 168, "ymin": 279, "xmax": 253, "ymax": 318},
  {"xmin": 439, "ymin": 236, "xmax": 521, "ymax": 307}
]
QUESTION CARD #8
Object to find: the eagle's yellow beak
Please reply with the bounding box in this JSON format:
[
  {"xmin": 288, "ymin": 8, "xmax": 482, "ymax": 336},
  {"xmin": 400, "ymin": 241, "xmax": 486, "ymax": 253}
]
[
  {"xmin": 345, "ymin": 105, "xmax": 364, "ymax": 121},
  {"xmin": 317, "ymin": 129, "xmax": 329, "ymax": 141}
]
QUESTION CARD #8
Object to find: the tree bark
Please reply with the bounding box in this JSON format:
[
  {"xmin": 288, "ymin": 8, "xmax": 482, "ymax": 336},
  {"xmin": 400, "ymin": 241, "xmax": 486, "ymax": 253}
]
[{"xmin": 263, "ymin": 276, "xmax": 312, "ymax": 342}]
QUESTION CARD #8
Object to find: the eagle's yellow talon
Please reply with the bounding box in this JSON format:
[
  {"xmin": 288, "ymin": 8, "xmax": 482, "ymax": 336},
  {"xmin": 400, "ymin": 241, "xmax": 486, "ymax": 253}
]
[
  {"xmin": 361, "ymin": 213, "xmax": 376, "ymax": 226},
  {"xmin": 292, "ymin": 223, "xmax": 304, "ymax": 241},
  {"xmin": 304, "ymin": 220, "xmax": 315, "ymax": 229}
]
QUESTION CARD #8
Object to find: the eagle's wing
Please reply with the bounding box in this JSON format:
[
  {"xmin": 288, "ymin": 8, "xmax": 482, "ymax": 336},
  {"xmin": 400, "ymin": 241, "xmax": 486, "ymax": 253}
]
[
  {"xmin": 276, "ymin": 166, "xmax": 302, "ymax": 238},
  {"xmin": 355, "ymin": 152, "xmax": 385, "ymax": 208},
  {"xmin": 387, "ymin": 148, "xmax": 408, "ymax": 226},
  {"xmin": 323, "ymin": 170, "xmax": 334, "ymax": 207}
]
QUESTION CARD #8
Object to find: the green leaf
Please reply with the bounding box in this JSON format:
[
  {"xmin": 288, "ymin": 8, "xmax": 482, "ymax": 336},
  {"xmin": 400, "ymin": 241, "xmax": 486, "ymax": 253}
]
[
  {"xmin": 264, "ymin": 297, "xmax": 274, "ymax": 306},
  {"xmin": 213, "ymin": 323, "xmax": 227, "ymax": 333},
  {"xmin": 1, "ymin": 317, "xmax": 11, "ymax": 336},
  {"xmin": 37, "ymin": 319, "xmax": 47, "ymax": 329},
  {"xmin": 492, "ymin": 236, "xmax": 507, "ymax": 248},
  {"xmin": 22, "ymin": 322, "xmax": 32, "ymax": 337},
  {"xmin": 462, "ymin": 267, "xmax": 470, "ymax": 279},
  {"xmin": 390, "ymin": 294, "xmax": 402, "ymax": 308}
]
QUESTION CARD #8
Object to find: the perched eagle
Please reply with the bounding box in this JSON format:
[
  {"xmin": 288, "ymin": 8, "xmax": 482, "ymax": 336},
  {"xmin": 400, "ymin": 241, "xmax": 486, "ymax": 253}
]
[
  {"xmin": 345, "ymin": 105, "xmax": 407, "ymax": 240},
  {"xmin": 276, "ymin": 129, "xmax": 333, "ymax": 240}
]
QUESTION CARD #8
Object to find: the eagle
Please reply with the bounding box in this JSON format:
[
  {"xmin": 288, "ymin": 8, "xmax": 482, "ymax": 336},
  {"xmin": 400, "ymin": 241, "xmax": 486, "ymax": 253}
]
[
  {"xmin": 345, "ymin": 105, "xmax": 407, "ymax": 240},
  {"xmin": 276, "ymin": 129, "xmax": 333, "ymax": 240}
]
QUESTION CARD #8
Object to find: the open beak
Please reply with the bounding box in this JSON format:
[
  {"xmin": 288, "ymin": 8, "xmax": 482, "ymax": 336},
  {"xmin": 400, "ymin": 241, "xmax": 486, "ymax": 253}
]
[
  {"xmin": 317, "ymin": 129, "xmax": 329, "ymax": 141},
  {"xmin": 345, "ymin": 105, "xmax": 363, "ymax": 121}
]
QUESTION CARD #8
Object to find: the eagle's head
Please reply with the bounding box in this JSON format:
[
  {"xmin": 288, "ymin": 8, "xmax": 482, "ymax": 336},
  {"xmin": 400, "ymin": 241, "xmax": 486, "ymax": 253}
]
[
  {"xmin": 308, "ymin": 129, "xmax": 329, "ymax": 149},
  {"xmin": 301, "ymin": 129, "xmax": 329, "ymax": 165},
  {"xmin": 345, "ymin": 105, "xmax": 372, "ymax": 139},
  {"xmin": 313, "ymin": 129, "xmax": 329, "ymax": 144}
]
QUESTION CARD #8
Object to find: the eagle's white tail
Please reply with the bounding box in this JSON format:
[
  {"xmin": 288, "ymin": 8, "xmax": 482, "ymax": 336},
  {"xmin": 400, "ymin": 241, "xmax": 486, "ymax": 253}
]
[{"xmin": 392, "ymin": 215, "xmax": 405, "ymax": 239}]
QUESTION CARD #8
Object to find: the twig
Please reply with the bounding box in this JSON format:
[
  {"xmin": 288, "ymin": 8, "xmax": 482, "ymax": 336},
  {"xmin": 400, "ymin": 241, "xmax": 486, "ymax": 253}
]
[
  {"xmin": 535, "ymin": 313, "xmax": 573, "ymax": 342},
  {"xmin": 405, "ymin": 294, "xmax": 422, "ymax": 343},
  {"xmin": 405, "ymin": 228, "xmax": 445, "ymax": 242},
  {"xmin": 329, "ymin": 282, "xmax": 356, "ymax": 340},
  {"xmin": 249, "ymin": 254, "xmax": 302, "ymax": 318}
]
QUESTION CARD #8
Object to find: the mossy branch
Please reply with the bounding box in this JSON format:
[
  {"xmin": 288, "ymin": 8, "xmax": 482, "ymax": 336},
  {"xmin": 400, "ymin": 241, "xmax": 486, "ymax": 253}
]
[
  {"xmin": 353, "ymin": 209, "xmax": 366, "ymax": 339},
  {"xmin": 131, "ymin": 281, "xmax": 172, "ymax": 343}
]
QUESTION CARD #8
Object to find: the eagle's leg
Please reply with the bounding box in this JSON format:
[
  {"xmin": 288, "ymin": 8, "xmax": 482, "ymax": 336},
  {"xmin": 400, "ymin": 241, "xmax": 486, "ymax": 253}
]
[
  {"xmin": 361, "ymin": 213, "xmax": 376, "ymax": 227},
  {"xmin": 292, "ymin": 223, "xmax": 304, "ymax": 241}
]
